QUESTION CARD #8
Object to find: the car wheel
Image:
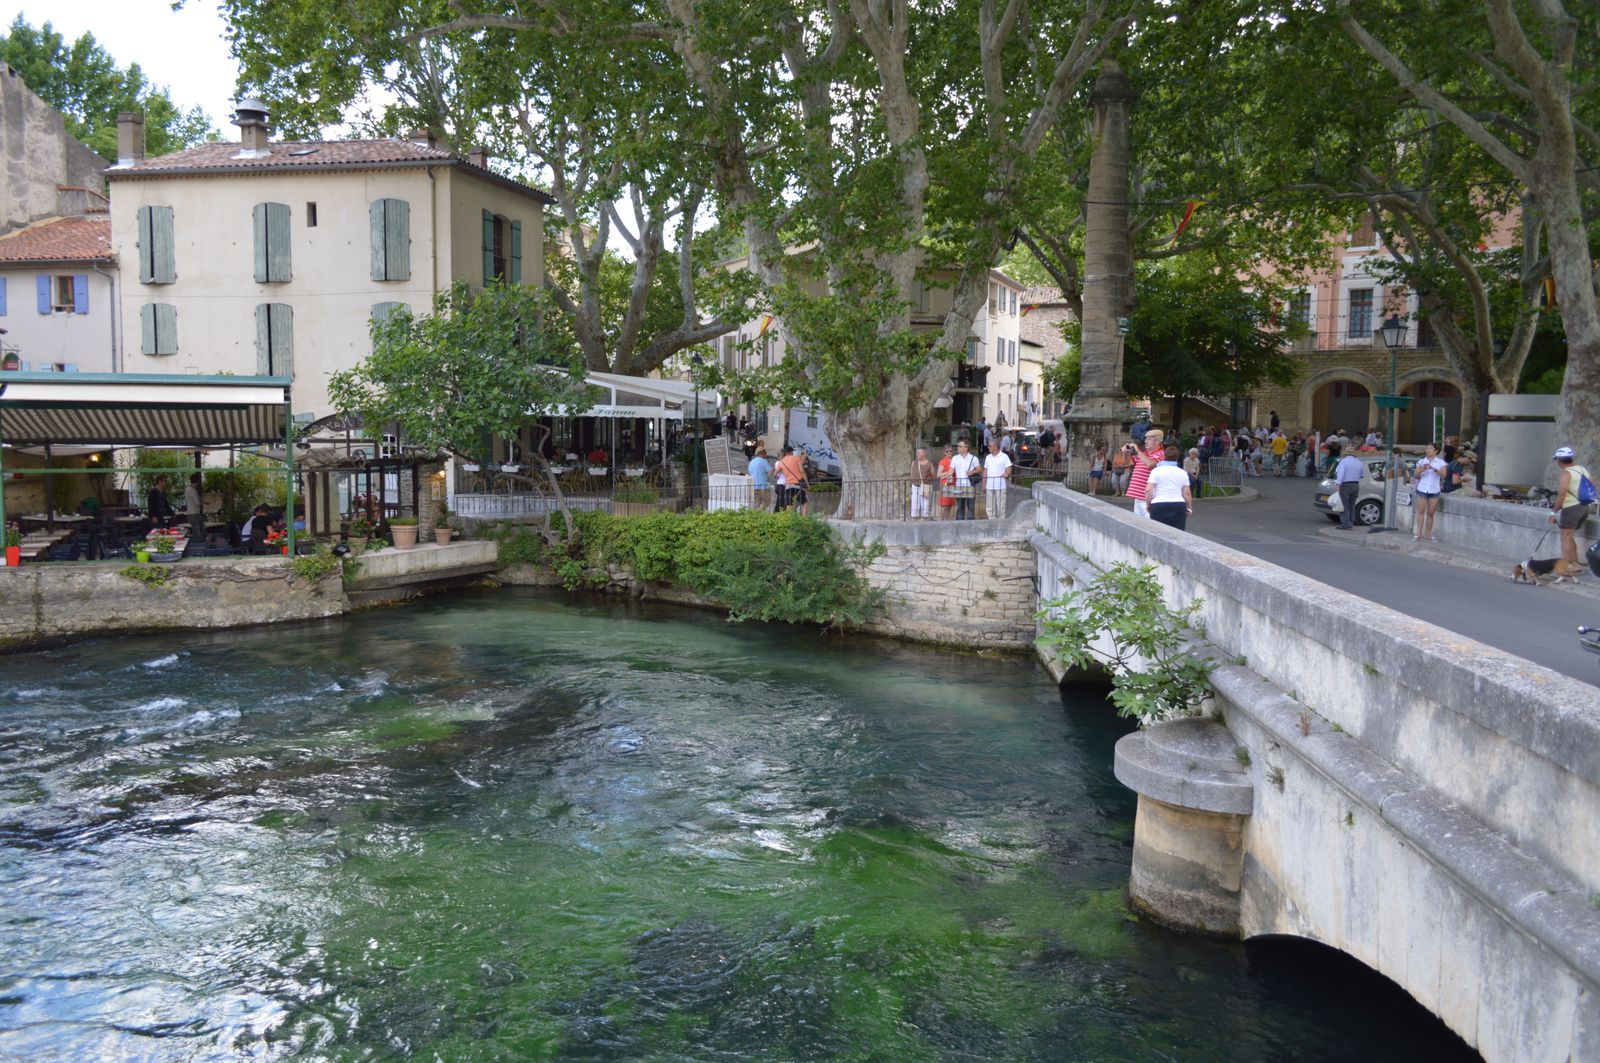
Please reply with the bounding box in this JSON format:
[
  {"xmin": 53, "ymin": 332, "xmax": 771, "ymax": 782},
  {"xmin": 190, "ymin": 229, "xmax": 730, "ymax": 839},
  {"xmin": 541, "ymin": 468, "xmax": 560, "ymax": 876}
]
[{"xmin": 1355, "ymin": 499, "xmax": 1383, "ymax": 526}]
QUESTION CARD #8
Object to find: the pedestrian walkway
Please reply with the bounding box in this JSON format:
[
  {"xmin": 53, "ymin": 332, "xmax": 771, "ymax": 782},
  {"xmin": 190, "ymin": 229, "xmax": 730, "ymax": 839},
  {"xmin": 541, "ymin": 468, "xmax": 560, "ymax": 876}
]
[{"xmin": 1320, "ymin": 524, "xmax": 1600, "ymax": 602}]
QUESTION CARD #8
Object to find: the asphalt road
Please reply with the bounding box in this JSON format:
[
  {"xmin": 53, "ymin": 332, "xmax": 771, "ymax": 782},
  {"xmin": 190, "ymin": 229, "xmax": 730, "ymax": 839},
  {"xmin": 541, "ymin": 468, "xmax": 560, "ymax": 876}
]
[{"xmin": 1179, "ymin": 473, "xmax": 1600, "ymax": 687}]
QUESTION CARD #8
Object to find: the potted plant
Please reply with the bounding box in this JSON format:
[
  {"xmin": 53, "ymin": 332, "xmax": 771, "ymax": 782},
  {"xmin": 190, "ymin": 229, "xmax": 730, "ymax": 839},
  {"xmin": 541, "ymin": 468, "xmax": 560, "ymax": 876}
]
[
  {"xmin": 390, "ymin": 516, "xmax": 419, "ymax": 549},
  {"xmin": 347, "ymin": 515, "xmax": 374, "ymax": 549},
  {"xmin": 4, "ymin": 524, "xmax": 20, "ymax": 567},
  {"xmin": 433, "ymin": 508, "xmax": 454, "ymax": 545},
  {"xmin": 263, "ymin": 528, "xmax": 288, "ymax": 555},
  {"xmin": 128, "ymin": 539, "xmax": 152, "ymax": 563}
]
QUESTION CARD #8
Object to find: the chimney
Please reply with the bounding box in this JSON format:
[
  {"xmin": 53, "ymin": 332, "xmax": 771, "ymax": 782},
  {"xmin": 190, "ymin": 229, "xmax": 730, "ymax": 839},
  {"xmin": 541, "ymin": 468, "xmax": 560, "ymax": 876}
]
[
  {"xmin": 467, "ymin": 147, "xmax": 489, "ymax": 170},
  {"xmin": 232, "ymin": 98, "xmax": 272, "ymax": 157},
  {"xmin": 409, "ymin": 128, "xmax": 437, "ymax": 149},
  {"xmin": 116, "ymin": 112, "xmax": 145, "ymax": 167}
]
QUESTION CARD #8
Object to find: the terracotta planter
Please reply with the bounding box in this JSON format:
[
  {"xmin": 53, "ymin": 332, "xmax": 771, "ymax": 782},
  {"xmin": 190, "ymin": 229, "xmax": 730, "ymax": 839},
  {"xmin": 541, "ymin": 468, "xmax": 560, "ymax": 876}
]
[
  {"xmin": 281, "ymin": 545, "xmax": 290, "ymax": 556},
  {"xmin": 4, "ymin": 546, "xmax": 19, "ymax": 567},
  {"xmin": 434, "ymin": 527, "xmax": 453, "ymax": 545},
  {"xmin": 349, "ymin": 536, "xmax": 369, "ymax": 551},
  {"xmin": 392, "ymin": 524, "xmax": 419, "ymax": 550}
]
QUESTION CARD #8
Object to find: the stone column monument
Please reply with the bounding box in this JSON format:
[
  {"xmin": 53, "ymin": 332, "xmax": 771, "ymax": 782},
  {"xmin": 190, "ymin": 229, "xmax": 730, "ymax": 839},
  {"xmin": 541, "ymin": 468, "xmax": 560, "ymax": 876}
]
[{"xmin": 1063, "ymin": 60, "xmax": 1136, "ymax": 485}]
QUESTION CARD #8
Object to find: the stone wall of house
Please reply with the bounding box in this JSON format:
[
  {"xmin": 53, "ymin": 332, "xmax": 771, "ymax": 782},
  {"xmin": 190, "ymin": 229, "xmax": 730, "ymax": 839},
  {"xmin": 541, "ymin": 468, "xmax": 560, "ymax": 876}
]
[
  {"xmin": 0, "ymin": 558, "xmax": 347, "ymax": 652},
  {"xmin": 1, "ymin": 65, "xmax": 107, "ymax": 234},
  {"xmin": 857, "ymin": 538, "xmax": 1035, "ymax": 648}
]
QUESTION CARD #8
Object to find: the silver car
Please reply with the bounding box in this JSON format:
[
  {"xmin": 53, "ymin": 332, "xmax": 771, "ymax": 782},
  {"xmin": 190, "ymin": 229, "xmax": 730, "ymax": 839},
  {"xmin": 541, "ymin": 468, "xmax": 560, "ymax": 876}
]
[{"xmin": 1315, "ymin": 455, "xmax": 1395, "ymax": 527}]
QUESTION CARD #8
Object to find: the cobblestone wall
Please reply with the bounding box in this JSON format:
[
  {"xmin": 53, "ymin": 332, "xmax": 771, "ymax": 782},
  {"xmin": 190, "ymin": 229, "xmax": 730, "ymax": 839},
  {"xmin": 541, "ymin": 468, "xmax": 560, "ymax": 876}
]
[{"xmin": 858, "ymin": 539, "xmax": 1036, "ymax": 649}]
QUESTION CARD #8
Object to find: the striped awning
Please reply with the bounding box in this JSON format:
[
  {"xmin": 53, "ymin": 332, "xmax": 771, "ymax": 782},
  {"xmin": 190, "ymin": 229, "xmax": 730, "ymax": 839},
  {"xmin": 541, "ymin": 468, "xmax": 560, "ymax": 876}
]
[{"xmin": 0, "ymin": 372, "xmax": 291, "ymax": 446}]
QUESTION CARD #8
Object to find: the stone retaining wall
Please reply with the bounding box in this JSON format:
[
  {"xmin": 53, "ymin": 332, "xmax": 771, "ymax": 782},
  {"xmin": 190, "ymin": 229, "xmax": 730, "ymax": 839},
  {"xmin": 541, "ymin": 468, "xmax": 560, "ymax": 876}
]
[{"xmin": 0, "ymin": 558, "xmax": 347, "ymax": 651}]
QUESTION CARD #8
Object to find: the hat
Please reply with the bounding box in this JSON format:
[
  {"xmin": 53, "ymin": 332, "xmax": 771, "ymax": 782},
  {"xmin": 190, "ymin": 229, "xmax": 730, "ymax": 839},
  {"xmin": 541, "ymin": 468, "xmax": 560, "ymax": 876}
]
[{"xmin": 1554, "ymin": 446, "xmax": 1576, "ymax": 461}]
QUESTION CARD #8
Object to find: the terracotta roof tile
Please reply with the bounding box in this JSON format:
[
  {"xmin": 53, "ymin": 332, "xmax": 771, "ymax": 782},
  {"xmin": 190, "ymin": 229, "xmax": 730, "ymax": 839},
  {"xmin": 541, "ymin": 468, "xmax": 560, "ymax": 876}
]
[
  {"xmin": 108, "ymin": 137, "xmax": 552, "ymax": 203},
  {"xmin": 114, "ymin": 138, "xmax": 458, "ymax": 173},
  {"xmin": 0, "ymin": 217, "xmax": 113, "ymax": 264}
]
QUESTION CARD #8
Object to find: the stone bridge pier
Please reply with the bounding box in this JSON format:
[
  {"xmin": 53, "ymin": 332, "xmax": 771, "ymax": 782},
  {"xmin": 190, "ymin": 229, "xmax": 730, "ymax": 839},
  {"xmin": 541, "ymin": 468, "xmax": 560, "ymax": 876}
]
[{"xmin": 1030, "ymin": 483, "xmax": 1600, "ymax": 1063}]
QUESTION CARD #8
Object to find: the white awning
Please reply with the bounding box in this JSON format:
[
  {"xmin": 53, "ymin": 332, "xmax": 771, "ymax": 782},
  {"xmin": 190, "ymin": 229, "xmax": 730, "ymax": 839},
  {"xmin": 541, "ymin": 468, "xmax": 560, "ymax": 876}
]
[
  {"xmin": 0, "ymin": 371, "xmax": 291, "ymax": 445},
  {"xmin": 547, "ymin": 371, "xmax": 720, "ymax": 420}
]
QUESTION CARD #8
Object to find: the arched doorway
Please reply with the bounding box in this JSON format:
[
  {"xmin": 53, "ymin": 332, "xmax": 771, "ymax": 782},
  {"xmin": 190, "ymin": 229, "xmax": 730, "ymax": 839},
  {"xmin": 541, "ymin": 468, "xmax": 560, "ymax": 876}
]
[
  {"xmin": 1401, "ymin": 380, "xmax": 1461, "ymax": 444},
  {"xmin": 1311, "ymin": 380, "xmax": 1372, "ymax": 435}
]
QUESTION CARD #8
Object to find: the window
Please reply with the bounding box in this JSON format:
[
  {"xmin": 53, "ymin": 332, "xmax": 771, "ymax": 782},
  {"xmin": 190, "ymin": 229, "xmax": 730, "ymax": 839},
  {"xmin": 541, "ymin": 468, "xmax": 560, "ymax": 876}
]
[
  {"xmin": 369, "ymin": 198, "xmax": 411, "ymax": 281},
  {"xmin": 966, "ymin": 339, "xmax": 980, "ymax": 362},
  {"xmin": 1009, "ymin": 289, "xmax": 1018, "ymax": 315},
  {"xmin": 1351, "ymin": 212, "xmax": 1376, "ymax": 247},
  {"xmin": 252, "ymin": 202, "xmax": 292, "ymax": 283},
  {"xmin": 255, "ymin": 303, "xmax": 294, "ymax": 376},
  {"xmin": 139, "ymin": 303, "xmax": 177, "ymax": 355},
  {"xmin": 38, "ymin": 275, "xmax": 88, "ymax": 314},
  {"xmin": 721, "ymin": 335, "xmax": 736, "ymax": 372},
  {"xmin": 482, "ymin": 211, "xmax": 524, "ymax": 285},
  {"xmin": 1289, "ymin": 291, "xmax": 1311, "ymax": 327},
  {"xmin": 306, "ymin": 202, "xmax": 318, "ymax": 227},
  {"xmin": 989, "ymin": 282, "xmax": 999, "ymax": 315},
  {"xmin": 909, "ymin": 280, "xmax": 930, "ymax": 314},
  {"xmin": 1347, "ymin": 289, "xmax": 1373, "ymax": 338},
  {"xmin": 135, "ymin": 205, "xmax": 176, "ymax": 284}
]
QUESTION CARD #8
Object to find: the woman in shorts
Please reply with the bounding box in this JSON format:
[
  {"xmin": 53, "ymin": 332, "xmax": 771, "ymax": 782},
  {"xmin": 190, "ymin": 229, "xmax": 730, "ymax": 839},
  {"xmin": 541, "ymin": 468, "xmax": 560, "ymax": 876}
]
[
  {"xmin": 1088, "ymin": 445, "xmax": 1107, "ymax": 494},
  {"xmin": 1410, "ymin": 442, "xmax": 1447, "ymax": 541}
]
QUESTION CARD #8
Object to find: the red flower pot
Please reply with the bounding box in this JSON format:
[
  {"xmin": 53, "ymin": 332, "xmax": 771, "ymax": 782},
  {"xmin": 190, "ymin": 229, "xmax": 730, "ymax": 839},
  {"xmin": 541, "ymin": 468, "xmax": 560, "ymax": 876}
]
[{"xmin": 4, "ymin": 546, "xmax": 19, "ymax": 567}]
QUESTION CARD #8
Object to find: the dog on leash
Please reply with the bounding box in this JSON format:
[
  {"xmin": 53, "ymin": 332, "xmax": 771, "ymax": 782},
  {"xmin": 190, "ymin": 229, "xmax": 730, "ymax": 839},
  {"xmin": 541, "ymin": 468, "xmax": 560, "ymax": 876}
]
[{"xmin": 1511, "ymin": 557, "xmax": 1581, "ymax": 585}]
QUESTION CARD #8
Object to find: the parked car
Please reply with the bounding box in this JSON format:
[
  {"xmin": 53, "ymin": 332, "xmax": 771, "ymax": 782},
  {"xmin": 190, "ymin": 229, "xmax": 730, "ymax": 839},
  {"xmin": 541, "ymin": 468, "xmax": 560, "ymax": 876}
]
[
  {"xmin": 1012, "ymin": 429, "xmax": 1040, "ymax": 467},
  {"xmin": 1315, "ymin": 455, "xmax": 1399, "ymax": 526}
]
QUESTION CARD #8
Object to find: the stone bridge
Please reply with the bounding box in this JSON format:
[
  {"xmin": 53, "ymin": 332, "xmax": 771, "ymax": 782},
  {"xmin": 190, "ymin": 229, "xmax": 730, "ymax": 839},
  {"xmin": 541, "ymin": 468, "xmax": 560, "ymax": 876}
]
[{"xmin": 1029, "ymin": 483, "xmax": 1600, "ymax": 1063}]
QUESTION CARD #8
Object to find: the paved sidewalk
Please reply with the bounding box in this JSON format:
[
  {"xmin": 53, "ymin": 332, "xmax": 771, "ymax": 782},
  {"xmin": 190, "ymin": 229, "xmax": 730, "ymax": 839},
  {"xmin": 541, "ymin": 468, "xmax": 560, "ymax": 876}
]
[{"xmin": 1318, "ymin": 523, "xmax": 1600, "ymax": 602}]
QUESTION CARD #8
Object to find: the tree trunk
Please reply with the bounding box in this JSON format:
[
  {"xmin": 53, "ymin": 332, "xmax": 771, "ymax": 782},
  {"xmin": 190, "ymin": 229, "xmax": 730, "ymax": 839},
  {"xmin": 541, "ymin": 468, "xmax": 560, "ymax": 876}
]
[
  {"xmin": 1063, "ymin": 60, "xmax": 1136, "ymax": 486},
  {"xmin": 828, "ymin": 359, "xmax": 949, "ymax": 520},
  {"xmin": 1537, "ymin": 173, "xmax": 1600, "ymax": 483}
]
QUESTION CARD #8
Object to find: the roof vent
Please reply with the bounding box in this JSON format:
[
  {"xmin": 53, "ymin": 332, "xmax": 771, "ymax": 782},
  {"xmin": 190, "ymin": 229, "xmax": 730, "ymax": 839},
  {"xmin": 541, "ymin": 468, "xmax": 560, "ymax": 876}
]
[{"xmin": 233, "ymin": 98, "xmax": 272, "ymax": 158}]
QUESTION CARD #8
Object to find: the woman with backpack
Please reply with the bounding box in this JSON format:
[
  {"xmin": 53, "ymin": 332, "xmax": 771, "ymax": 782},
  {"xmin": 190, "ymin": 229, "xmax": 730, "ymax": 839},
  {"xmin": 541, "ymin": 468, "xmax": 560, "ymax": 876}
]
[{"xmin": 1551, "ymin": 447, "xmax": 1596, "ymax": 568}]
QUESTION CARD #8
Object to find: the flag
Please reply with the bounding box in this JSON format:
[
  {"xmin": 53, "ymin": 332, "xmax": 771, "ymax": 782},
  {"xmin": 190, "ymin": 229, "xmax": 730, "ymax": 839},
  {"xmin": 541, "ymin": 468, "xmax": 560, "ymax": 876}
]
[
  {"xmin": 1171, "ymin": 200, "xmax": 1201, "ymax": 247},
  {"xmin": 1541, "ymin": 277, "xmax": 1556, "ymax": 309},
  {"xmin": 757, "ymin": 314, "xmax": 776, "ymax": 336}
]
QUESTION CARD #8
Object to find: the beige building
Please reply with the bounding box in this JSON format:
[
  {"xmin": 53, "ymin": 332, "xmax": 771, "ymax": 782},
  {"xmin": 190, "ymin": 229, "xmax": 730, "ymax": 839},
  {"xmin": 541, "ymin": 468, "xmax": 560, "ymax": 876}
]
[{"xmin": 105, "ymin": 102, "xmax": 550, "ymax": 418}]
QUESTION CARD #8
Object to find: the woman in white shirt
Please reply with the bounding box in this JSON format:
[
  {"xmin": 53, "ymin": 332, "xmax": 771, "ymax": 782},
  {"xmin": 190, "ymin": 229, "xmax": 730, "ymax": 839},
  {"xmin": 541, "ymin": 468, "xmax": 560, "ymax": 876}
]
[
  {"xmin": 1409, "ymin": 442, "xmax": 1448, "ymax": 542},
  {"xmin": 1146, "ymin": 445, "xmax": 1195, "ymax": 531}
]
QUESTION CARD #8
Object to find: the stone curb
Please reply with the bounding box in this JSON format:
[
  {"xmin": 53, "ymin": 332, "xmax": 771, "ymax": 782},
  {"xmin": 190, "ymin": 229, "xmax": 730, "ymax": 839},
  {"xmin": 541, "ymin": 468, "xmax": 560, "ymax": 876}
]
[{"xmin": 1316, "ymin": 524, "xmax": 1600, "ymax": 603}]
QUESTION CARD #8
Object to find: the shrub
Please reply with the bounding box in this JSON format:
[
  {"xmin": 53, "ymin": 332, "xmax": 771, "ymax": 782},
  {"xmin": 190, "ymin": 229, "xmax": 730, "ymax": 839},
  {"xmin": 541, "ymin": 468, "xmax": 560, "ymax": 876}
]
[
  {"xmin": 1038, "ymin": 562, "xmax": 1213, "ymax": 725},
  {"xmin": 390, "ymin": 517, "xmax": 419, "ymax": 526},
  {"xmin": 613, "ymin": 484, "xmax": 660, "ymax": 504},
  {"xmin": 288, "ymin": 546, "xmax": 347, "ymax": 584},
  {"xmin": 434, "ymin": 507, "xmax": 453, "ymax": 528},
  {"xmin": 497, "ymin": 510, "xmax": 883, "ymax": 628},
  {"xmin": 119, "ymin": 563, "xmax": 171, "ymax": 588}
]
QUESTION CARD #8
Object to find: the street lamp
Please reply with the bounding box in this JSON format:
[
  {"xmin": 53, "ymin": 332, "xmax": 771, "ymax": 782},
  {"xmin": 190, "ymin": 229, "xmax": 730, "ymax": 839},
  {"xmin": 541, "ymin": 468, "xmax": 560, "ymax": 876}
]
[{"xmin": 1371, "ymin": 314, "xmax": 1412, "ymax": 534}]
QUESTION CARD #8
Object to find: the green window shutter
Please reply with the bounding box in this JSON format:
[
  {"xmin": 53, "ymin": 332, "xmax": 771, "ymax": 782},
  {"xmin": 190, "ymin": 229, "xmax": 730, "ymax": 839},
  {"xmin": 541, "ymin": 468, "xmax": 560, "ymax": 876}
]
[
  {"xmin": 385, "ymin": 198, "xmax": 410, "ymax": 281},
  {"xmin": 252, "ymin": 203, "xmax": 269, "ymax": 283},
  {"xmin": 140, "ymin": 303, "xmax": 157, "ymax": 354},
  {"xmin": 252, "ymin": 202, "xmax": 291, "ymax": 283},
  {"xmin": 266, "ymin": 202, "xmax": 291, "ymax": 282},
  {"xmin": 255, "ymin": 303, "xmax": 271, "ymax": 374},
  {"xmin": 154, "ymin": 303, "xmax": 177, "ymax": 353},
  {"xmin": 150, "ymin": 206, "xmax": 176, "ymax": 283},
  {"xmin": 137, "ymin": 206, "xmax": 154, "ymax": 283},
  {"xmin": 482, "ymin": 209, "xmax": 495, "ymax": 283},
  {"xmin": 510, "ymin": 220, "xmax": 522, "ymax": 285},
  {"xmin": 370, "ymin": 200, "xmax": 388, "ymax": 280},
  {"xmin": 270, "ymin": 303, "xmax": 293, "ymax": 376}
]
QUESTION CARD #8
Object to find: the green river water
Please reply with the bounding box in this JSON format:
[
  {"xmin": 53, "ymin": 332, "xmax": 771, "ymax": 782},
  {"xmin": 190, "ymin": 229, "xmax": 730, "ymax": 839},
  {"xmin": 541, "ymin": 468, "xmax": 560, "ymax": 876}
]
[{"xmin": 0, "ymin": 590, "xmax": 1477, "ymax": 1061}]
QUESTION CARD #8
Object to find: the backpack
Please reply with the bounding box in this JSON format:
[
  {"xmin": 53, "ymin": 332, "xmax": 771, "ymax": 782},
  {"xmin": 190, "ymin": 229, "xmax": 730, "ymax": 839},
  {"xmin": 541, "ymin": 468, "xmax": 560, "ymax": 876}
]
[{"xmin": 1579, "ymin": 470, "xmax": 1597, "ymax": 505}]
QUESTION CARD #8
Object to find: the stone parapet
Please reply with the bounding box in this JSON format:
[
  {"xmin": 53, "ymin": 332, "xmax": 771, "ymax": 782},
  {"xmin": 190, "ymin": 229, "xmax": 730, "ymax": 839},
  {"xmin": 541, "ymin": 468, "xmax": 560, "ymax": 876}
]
[{"xmin": 0, "ymin": 557, "xmax": 346, "ymax": 652}]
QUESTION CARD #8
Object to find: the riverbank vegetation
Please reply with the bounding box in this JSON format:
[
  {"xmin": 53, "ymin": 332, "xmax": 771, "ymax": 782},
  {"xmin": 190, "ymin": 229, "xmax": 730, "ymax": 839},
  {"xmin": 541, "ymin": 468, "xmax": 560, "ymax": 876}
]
[{"xmin": 495, "ymin": 510, "xmax": 884, "ymax": 629}]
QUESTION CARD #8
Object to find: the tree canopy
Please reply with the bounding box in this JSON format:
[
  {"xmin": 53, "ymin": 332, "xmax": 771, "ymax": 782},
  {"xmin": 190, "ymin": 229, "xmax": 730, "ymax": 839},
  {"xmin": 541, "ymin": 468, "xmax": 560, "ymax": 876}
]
[{"xmin": 0, "ymin": 16, "xmax": 217, "ymax": 161}]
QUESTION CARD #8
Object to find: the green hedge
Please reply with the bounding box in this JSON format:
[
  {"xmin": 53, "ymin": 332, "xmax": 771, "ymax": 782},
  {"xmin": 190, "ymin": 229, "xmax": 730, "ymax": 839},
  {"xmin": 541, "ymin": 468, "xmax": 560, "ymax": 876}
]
[{"xmin": 495, "ymin": 509, "xmax": 884, "ymax": 628}]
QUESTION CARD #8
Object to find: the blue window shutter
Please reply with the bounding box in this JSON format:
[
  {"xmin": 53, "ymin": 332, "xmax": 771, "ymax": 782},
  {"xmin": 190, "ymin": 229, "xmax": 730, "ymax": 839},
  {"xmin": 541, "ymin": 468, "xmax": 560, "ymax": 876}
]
[
  {"xmin": 140, "ymin": 304, "xmax": 157, "ymax": 354},
  {"xmin": 0, "ymin": 276, "xmax": 7, "ymax": 315},
  {"xmin": 73, "ymin": 275, "xmax": 89, "ymax": 314},
  {"xmin": 482, "ymin": 209, "xmax": 495, "ymax": 283},
  {"xmin": 510, "ymin": 220, "xmax": 522, "ymax": 285},
  {"xmin": 37, "ymin": 275, "xmax": 51, "ymax": 314}
]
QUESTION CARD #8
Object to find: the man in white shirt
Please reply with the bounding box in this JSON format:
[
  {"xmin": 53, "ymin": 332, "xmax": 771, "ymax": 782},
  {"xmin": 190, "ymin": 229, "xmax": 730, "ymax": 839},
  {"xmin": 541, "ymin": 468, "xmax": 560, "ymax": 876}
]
[
  {"xmin": 948, "ymin": 440, "xmax": 982, "ymax": 520},
  {"xmin": 982, "ymin": 440, "xmax": 1013, "ymax": 520},
  {"xmin": 1334, "ymin": 451, "xmax": 1367, "ymax": 529}
]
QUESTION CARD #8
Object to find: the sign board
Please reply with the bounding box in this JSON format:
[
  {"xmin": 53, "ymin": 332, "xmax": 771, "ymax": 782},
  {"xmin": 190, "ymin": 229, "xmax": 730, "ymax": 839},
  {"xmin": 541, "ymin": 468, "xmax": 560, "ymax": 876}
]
[
  {"xmin": 1482, "ymin": 393, "xmax": 1558, "ymax": 487},
  {"xmin": 703, "ymin": 436, "xmax": 734, "ymax": 476}
]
